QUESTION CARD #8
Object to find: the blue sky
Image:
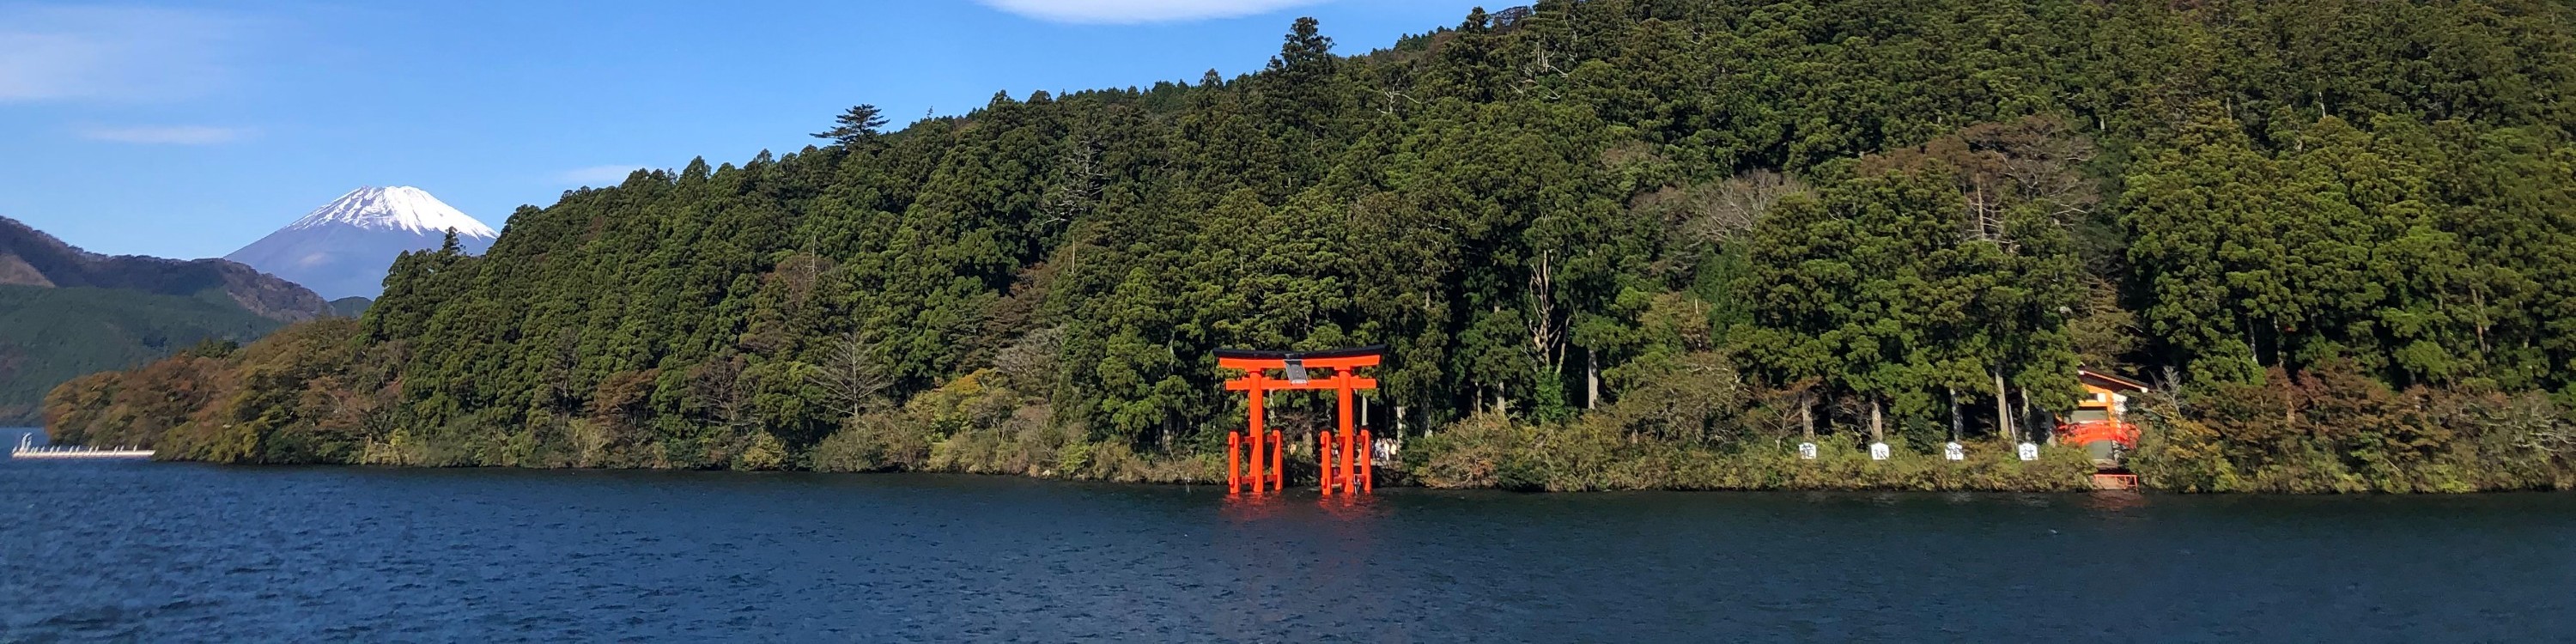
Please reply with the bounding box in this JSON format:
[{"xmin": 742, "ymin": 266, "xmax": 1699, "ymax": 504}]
[{"xmin": 0, "ymin": 0, "xmax": 1485, "ymax": 259}]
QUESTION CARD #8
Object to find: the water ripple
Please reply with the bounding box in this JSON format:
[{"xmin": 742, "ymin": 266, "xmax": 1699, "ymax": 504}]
[{"xmin": 1, "ymin": 458, "xmax": 2572, "ymax": 641}]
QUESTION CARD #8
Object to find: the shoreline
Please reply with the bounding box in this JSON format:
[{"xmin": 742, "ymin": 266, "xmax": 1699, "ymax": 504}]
[
  {"xmin": 28, "ymin": 413, "xmax": 2573, "ymax": 495},
  {"xmin": 24, "ymin": 447, "xmax": 2570, "ymax": 495},
  {"xmin": 73, "ymin": 445, "xmax": 2562, "ymax": 495}
]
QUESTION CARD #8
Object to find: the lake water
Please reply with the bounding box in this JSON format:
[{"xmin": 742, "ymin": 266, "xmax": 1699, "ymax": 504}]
[{"xmin": 3, "ymin": 427, "xmax": 2573, "ymax": 641}]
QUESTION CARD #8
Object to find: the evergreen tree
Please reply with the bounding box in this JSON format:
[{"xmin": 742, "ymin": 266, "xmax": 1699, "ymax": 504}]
[{"xmin": 813, "ymin": 104, "xmax": 890, "ymax": 148}]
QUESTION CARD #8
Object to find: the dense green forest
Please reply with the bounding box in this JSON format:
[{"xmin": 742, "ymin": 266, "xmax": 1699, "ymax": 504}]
[{"xmin": 47, "ymin": 0, "xmax": 2576, "ymax": 491}]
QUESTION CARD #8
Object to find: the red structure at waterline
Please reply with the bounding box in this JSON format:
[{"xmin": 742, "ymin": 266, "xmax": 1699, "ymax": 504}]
[{"xmin": 1218, "ymin": 346, "xmax": 1382, "ymax": 495}]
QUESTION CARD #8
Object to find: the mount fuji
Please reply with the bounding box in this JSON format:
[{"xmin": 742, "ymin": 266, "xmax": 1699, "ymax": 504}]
[{"xmin": 226, "ymin": 186, "xmax": 498, "ymax": 299}]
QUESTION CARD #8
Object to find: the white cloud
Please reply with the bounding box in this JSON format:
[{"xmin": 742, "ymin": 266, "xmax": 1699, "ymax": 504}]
[
  {"xmin": 974, "ymin": 0, "xmax": 1332, "ymax": 24},
  {"xmin": 77, "ymin": 125, "xmax": 248, "ymax": 144},
  {"xmin": 556, "ymin": 165, "xmax": 643, "ymax": 185},
  {"xmin": 0, "ymin": 5, "xmax": 246, "ymax": 103}
]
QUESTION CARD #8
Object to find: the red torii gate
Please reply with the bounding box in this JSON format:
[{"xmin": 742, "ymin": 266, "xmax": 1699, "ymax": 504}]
[{"xmin": 1218, "ymin": 346, "xmax": 1382, "ymax": 495}]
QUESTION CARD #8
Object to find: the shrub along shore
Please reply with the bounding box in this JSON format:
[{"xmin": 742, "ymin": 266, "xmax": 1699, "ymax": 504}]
[{"xmin": 44, "ymin": 323, "xmax": 2573, "ymax": 493}]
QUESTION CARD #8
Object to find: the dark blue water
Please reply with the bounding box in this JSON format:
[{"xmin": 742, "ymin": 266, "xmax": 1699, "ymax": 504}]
[{"xmin": 4, "ymin": 428, "xmax": 2573, "ymax": 641}]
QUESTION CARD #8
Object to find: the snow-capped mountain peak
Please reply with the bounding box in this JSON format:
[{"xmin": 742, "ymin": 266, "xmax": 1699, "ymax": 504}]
[
  {"xmin": 228, "ymin": 185, "xmax": 500, "ymax": 299},
  {"xmin": 286, "ymin": 186, "xmax": 497, "ymax": 238}
]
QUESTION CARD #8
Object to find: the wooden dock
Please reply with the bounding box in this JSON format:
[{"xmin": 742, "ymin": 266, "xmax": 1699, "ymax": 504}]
[{"xmin": 9, "ymin": 434, "xmax": 152, "ymax": 459}]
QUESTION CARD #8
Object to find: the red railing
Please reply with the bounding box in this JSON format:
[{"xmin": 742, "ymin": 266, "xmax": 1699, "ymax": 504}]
[{"xmin": 2056, "ymin": 420, "xmax": 2140, "ymax": 448}]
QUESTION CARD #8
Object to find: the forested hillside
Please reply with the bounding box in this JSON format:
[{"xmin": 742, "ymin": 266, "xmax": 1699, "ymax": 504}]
[
  {"xmin": 0, "ymin": 216, "xmax": 327, "ymax": 425},
  {"xmin": 328, "ymin": 296, "xmax": 373, "ymax": 318},
  {"xmin": 0, "ymin": 287, "xmax": 279, "ymax": 426},
  {"xmin": 0, "ymin": 216, "xmax": 332, "ymax": 322},
  {"xmin": 50, "ymin": 0, "xmax": 2576, "ymax": 491}
]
